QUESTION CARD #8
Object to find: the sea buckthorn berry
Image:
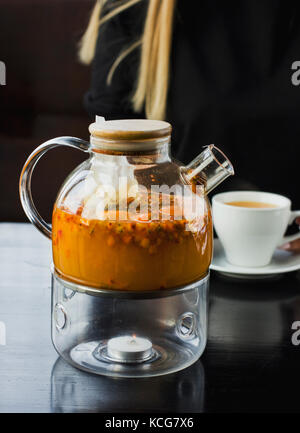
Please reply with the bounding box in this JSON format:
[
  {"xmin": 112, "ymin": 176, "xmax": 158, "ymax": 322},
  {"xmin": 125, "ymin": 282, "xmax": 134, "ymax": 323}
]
[
  {"xmin": 149, "ymin": 222, "xmax": 157, "ymax": 231},
  {"xmin": 134, "ymin": 233, "xmax": 142, "ymax": 243},
  {"xmin": 125, "ymin": 222, "xmax": 135, "ymax": 232},
  {"xmin": 165, "ymin": 221, "xmax": 174, "ymax": 231},
  {"xmin": 140, "ymin": 238, "xmax": 150, "ymax": 248},
  {"xmin": 115, "ymin": 224, "xmax": 123, "ymax": 234},
  {"xmin": 123, "ymin": 234, "xmax": 132, "ymax": 244},
  {"xmin": 173, "ymin": 221, "xmax": 182, "ymax": 230},
  {"xmin": 136, "ymin": 221, "xmax": 146, "ymax": 231}
]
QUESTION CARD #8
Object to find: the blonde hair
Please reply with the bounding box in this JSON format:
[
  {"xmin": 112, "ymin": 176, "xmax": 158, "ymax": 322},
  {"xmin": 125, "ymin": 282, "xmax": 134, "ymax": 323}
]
[{"xmin": 79, "ymin": 0, "xmax": 176, "ymax": 120}]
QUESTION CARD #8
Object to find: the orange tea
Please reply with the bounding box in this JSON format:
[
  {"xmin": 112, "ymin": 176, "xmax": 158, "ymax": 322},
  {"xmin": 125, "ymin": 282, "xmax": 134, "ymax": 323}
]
[
  {"xmin": 226, "ymin": 201, "xmax": 277, "ymax": 208},
  {"xmin": 52, "ymin": 204, "xmax": 212, "ymax": 291}
]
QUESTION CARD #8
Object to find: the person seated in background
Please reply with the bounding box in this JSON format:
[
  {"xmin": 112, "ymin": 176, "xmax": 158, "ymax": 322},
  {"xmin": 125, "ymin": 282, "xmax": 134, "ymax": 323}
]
[{"xmin": 79, "ymin": 0, "xmax": 300, "ymax": 251}]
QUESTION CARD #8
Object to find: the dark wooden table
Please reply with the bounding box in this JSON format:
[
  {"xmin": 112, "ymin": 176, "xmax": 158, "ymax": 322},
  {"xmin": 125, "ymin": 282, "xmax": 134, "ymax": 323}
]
[{"xmin": 0, "ymin": 223, "xmax": 300, "ymax": 413}]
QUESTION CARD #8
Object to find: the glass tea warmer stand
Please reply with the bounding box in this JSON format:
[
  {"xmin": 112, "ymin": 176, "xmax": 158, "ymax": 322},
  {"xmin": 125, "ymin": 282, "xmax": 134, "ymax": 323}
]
[{"xmin": 19, "ymin": 118, "xmax": 234, "ymax": 378}]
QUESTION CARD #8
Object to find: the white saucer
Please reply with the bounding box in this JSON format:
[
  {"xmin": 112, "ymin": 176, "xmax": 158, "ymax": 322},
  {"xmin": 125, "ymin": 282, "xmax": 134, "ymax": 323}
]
[{"xmin": 210, "ymin": 238, "xmax": 300, "ymax": 279}]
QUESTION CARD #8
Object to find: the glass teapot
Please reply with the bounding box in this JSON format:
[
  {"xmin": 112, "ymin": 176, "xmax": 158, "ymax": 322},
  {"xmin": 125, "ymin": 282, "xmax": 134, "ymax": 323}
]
[{"xmin": 19, "ymin": 118, "xmax": 234, "ymax": 292}]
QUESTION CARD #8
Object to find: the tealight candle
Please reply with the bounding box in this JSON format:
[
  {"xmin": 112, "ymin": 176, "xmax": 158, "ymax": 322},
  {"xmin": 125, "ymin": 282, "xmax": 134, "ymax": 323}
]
[{"xmin": 107, "ymin": 335, "xmax": 152, "ymax": 363}]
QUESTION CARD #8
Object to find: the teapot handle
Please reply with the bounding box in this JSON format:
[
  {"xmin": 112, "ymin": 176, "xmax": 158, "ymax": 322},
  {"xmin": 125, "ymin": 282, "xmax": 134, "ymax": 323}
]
[{"xmin": 19, "ymin": 136, "xmax": 90, "ymax": 240}]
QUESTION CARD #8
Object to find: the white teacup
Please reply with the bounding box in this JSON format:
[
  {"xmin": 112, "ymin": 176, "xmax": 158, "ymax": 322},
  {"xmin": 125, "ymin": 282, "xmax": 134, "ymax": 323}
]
[{"xmin": 212, "ymin": 191, "xmax": 300, "ymax": 267}]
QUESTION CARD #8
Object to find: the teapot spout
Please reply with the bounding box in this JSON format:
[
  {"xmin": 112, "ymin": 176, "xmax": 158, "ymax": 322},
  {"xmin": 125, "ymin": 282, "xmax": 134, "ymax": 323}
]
[{"xmin": 182, "ymin": 145, "xmax": 234, "ymax": 194}]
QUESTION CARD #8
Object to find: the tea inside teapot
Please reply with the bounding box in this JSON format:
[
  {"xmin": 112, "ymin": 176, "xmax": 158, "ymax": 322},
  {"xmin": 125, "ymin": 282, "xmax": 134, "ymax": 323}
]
[{"xmin": 20, "ymin": 118, "xmax": 234, "ymax": 291}]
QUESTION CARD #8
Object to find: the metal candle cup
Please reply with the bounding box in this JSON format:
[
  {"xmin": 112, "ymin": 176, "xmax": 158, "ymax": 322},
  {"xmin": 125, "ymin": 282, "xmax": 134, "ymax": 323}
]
[{"xmin": 107, "ymin": 335, "xmax": 153, "ymax": 363}]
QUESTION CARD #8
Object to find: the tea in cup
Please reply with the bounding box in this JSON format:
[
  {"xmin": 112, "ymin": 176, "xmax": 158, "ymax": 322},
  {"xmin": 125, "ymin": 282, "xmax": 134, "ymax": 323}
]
[{"xmin": 212, "ymin": 191, "xmax": 300, "ymax": 267}]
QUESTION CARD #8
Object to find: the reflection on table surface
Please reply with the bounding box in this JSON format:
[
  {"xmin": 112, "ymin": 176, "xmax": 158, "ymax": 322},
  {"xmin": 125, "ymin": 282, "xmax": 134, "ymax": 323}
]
[
  {"xmin": 50, "ymin": 357, "xmax": 205, "ymax": 413},
  {"xmin": 203, "ymin": 272, "xmax": 300, "ymax": 412}
]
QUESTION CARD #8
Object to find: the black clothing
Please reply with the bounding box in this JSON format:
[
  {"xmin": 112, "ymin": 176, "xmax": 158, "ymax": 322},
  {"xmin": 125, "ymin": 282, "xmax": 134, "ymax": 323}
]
[{"xmin": 84, "ymin": 0, "xmax": 300, "ymax": 206}]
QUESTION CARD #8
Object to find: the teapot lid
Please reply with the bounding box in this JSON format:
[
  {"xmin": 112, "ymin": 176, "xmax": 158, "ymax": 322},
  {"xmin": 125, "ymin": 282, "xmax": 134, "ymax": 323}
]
[{"xmin": 89, "ymin": 118, "xmax": 172, "ymax": 141}]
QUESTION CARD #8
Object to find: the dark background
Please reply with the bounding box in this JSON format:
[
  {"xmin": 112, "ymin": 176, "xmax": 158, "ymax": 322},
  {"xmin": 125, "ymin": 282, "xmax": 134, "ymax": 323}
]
[
  {"xmin": 0, "ymin": 0, "xmax": 93, "ymax": 222},
  {"xmin": 1, "ymin": 0, "xmax": 300, "ymax": 223}
]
